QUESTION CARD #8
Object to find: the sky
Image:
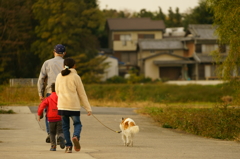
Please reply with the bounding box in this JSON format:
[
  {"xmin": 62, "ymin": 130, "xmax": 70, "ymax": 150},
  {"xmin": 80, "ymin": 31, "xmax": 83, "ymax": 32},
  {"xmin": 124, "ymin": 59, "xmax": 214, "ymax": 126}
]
[{"xmin": 98, "ymin": 0, "xmax": 200, "ymax": 14}]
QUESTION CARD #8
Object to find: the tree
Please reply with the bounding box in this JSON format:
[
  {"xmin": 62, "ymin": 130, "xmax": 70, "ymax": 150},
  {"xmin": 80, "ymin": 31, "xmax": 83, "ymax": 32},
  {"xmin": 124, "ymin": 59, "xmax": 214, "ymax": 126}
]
[
  {"xmin": 98, "ymin": 9, "xmax": 132, "ymax": 48},
  {"xmin": 133, "ymin": 7, "xmax": 182, "ymax": 28},
  {"xmin": 182, "ymin": 0, "xmax": 214, "ymax": 30},
  {"xmin": 32, "ymin": 0, "xmax": 103, "ymax": 62},
  {"xmin": 155, "ymin": 7, "xmax": 166, "ymax": 21},
  {"xmin": 0, "ymin": 0, "xmax": 38, "ymax": 83},
  {"xmin": 73, "ymin": 53, "xmax": 108, "ymax": 83},
  {"xmin": 174, "ymin": 8, "xmax": 182, "ymax": 27},
  {"xmin": 132, "ymin": 7, "xmax": 166, "ymax": 21},
  {"xmin": 207, "ymin": 0, "xmax": 240, "ymax": 81},
  {"xmin": 136, "ymin": 9, "xmax": 155, "ymax": 19},
  {"xmin": 165, "ymin": 7, "xmax": 182, "ymax": 27}
]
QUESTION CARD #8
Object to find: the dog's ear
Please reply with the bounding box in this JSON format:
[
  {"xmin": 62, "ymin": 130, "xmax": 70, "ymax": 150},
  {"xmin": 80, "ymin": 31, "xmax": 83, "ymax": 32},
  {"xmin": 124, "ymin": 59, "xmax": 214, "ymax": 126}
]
[{"xmin": 122, "ymin": 117, "xmax": 124, "ymax": 120}]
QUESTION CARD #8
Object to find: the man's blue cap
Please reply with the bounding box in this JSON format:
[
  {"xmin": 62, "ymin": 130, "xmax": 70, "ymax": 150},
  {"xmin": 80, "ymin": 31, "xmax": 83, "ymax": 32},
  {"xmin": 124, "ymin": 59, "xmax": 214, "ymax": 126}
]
[{"xmin": 54, "ymin": 44, "xmax": 65, "ymax": 54}]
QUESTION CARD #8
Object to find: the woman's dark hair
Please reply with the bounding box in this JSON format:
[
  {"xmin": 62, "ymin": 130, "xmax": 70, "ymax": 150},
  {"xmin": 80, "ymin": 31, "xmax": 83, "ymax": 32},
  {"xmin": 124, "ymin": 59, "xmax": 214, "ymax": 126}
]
[
  {"xmin": 51, "ymin": 83, "xmax": 55, "ymax": 92},
  {"xmin": 61, "ymin": 58, "xmax": 76, "ymax": 76}
]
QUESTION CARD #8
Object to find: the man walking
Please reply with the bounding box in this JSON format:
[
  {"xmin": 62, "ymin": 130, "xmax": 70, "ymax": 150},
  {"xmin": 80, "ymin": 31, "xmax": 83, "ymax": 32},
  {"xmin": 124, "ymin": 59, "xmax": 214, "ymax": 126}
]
[{"xmin": 37, "ymin": 44, "xmax": 66, "ymax": 143}]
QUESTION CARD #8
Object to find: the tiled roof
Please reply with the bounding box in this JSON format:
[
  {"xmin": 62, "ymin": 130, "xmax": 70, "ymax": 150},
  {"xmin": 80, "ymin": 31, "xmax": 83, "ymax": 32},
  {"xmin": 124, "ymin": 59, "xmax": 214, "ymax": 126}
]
[
  {"xmin": 138, "ymin": 39, "xmax": 185, "ymax": 50},
  {"xmin": 141, "ymin": 52, "xmax": 195, "ymax": 64},
  {"xmin": 188, "ymin": 24, "xmax": 218, "ymax": 40},
  {"xmin": 153, "ymin": 60, "xmax": 196, "ymax": 64},
  {"xmin": 142, "ymin": 52, "xmax": 189, "ymax": 60},
  {"xmin": 107, "ymin": 18, "xmax": 165, "ymax": 31},
  {"xmin": 194, "ymin": 53, "xmax": 227, "ymax": 63}
]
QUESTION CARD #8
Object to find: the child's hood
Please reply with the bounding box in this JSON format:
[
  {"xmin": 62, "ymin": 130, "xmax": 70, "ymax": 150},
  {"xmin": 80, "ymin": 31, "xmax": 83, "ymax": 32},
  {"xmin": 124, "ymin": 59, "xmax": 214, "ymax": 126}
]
[{"xmin": 49, "ymin": 92, "xmax": 58, "ymax": 103}]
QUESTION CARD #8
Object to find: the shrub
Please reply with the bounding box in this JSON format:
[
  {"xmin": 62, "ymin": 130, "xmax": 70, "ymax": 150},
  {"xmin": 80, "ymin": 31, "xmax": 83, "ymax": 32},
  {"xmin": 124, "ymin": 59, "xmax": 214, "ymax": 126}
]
[
  {"xmin": 0, "ymin": 109, "xmax": 15, "ymax": 114},
  {"xmin": 85, "ymin": 83, "xmax": 234, "ymax": 103},
  {"xmin": 106, "ymin": 75, "xmax": 152, "ymax": 84},
  {"xmin": 81, "ymin": 72, "xmax": 102, "ymax": 84},
  {"xmin": 142, "ymin": 106, "xmax": 240, "ymax": 140},
  {"xmin": 106, "ymin": 76, "xmax": 127, "ymax": 83},
  {"xmin": 127, "ymin": 74, "xmax": 152, "ymax": 84}
]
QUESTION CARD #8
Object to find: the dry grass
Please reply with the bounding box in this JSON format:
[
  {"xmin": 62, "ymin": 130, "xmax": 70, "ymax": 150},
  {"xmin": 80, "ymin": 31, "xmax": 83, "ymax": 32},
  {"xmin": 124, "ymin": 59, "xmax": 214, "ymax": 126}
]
[
  {"xmin": 90, "ymin": 99, "xmax": 166, "ymax": 108},
  {"xmin": 1, "ymin": 84, "xmax": 240, "ymax": 140},
  {"xmin": 0, "ymin": 86, "xmax": 39, "ymax": 106},
  {"xmin": 90, "ymin": 99, "xmax": 216, "ymax": 109},
  {"xmin": 140, "ymin": 106, "xmax": 240, "ymax": 141}
]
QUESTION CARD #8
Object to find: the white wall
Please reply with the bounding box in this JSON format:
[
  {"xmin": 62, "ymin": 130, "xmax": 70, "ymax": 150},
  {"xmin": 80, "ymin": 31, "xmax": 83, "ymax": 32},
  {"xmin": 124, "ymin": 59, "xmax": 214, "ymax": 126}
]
[{"xmin": 101, "ymin": 57, "xmax": 119, "ymax": 81}]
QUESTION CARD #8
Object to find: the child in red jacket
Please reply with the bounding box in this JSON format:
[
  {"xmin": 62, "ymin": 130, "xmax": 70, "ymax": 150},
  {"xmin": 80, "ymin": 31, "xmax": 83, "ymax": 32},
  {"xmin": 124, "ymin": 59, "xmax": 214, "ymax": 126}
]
[{"xmin": 38, "ymin": 83, "xmax": 65, "ymax": 151}]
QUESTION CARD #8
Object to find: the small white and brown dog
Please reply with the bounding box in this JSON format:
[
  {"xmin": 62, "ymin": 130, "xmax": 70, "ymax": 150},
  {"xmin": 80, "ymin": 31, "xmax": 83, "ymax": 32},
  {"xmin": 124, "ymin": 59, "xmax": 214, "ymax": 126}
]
[{"xmin": 119, "ymin": 117, "xmax": 139, "ymax": 147}]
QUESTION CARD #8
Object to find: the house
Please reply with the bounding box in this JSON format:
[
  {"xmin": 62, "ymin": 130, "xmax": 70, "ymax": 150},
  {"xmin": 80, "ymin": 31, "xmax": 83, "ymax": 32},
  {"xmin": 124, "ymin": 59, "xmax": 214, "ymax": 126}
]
[
  {"xmin": 106, "ymin": 18, "xmax": 227, "ymax": 81},
  {"xmin": 137, "ymin": 24, "xmax": 228, "ymax": 80},
  {"xmin": 106, "ymin": 18, "xmax": 165, "ymax": 76},
  {"xmin": 186, "ymin": 24, "xmax": 228, "ymax": 80},
  {"xmin": 137, "ymin": 38, "xmax": 196, "ymax": 80}
]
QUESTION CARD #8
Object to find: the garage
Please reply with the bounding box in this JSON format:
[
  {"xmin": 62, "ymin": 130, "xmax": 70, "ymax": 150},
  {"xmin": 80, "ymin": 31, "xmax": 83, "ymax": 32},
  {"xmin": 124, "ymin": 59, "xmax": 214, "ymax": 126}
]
[{"xmin": 160, "ymin": 67, "xmax": 182, "ymax": 80}]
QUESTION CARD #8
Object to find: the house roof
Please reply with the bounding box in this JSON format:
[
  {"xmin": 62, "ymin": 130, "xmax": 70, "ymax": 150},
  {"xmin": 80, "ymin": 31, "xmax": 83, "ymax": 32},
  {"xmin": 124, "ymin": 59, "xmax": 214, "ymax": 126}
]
[
  {"xmin": 142, "ymin": 52, "xmax": 190, "ymax": 60},
  {"xmin": 107, "ymin": 18, "xmax": 165, "ymax": 31},
  {"xmin": 141, "ymin": 52, "xmax": 195, "ymax": 64},
  {"xmin": 194, "ymin": 53, "xmax": 227, "ymax": 63},
  {"xmin": 187, "ymin": 24, "xmax": 218, "ymax": 40},
  {"xmin": 138, "ymin": 39, "xmax": 185, "ymax": 50},
  {"xmin": 153, "ymin": 60, "xmax": 196, "ymax": 65}
]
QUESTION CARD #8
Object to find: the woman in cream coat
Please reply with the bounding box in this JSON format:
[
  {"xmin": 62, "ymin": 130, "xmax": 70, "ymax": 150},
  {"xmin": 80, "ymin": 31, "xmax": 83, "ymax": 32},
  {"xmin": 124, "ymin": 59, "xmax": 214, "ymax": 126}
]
[{"xmin": 55, "ymin": 57, "xmax": 92, "ymax": 153}]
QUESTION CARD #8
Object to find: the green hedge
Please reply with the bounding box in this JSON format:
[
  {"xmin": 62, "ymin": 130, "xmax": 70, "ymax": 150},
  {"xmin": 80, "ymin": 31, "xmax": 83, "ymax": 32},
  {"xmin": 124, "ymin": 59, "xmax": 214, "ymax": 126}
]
[
  {"xmin": 85, "ymin": 83, "xmax": 235, "ymax": 103},
  {"xmin": 0, "ymin": 83, "xmax": 236, "ymax": 106},
  {"xmin": 142, "ymin": 106, "xmax": 240, "ymax": 140}
]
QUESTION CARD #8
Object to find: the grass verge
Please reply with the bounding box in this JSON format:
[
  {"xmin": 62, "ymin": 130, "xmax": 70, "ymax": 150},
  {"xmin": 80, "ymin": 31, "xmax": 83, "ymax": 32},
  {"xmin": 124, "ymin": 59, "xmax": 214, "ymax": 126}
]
[
  {"xmin": 138, "ymin": 106, "xmax": 240, "ymax": 141},
  {"xmin": 0, "ymin": 84, "xmax": 239, "ymax": 141},
  {"xmin": 0, "ymin": 109, "xmax": 15, "ymax": 114}
]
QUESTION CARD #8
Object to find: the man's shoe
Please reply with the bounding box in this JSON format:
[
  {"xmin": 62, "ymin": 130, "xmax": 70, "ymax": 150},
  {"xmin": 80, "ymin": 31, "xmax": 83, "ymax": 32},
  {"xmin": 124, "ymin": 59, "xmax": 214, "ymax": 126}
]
[
  {"xmin": 50, "ymin": 145, "xmax": 56, "ymax": 151},
  {"xmin": 59, "ymin": 136, "xmax": 65, "ymax": 149},
  {"xmin": 46, "ymin": 134, "xmax": 50, "ymax": 143},
  {"xmin": 72, "ymin": 136, "xmax": 81, "ymax": 152},
  {"xmin": 65, "ymin": 146, "xmax": 72, "ymax": 153}
]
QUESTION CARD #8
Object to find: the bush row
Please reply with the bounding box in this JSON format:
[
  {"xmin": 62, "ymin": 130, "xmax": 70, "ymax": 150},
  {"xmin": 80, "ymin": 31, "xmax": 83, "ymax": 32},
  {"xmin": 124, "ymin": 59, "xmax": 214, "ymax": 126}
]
[
  {"xmin": 85, "ymin": 83, "xmax": 235, "ymax": 103},
  {"xmin": 0, "ymin": 83, "xmax": 236, "ymax": 105},
  {"xmin": 141, "ymin": 106, "xmax": 240, "ymax": 140}
]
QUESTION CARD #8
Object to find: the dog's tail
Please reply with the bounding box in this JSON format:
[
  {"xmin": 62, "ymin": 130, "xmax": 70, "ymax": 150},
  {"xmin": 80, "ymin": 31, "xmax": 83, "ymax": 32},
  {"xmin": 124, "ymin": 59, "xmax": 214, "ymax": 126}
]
[{"xmin": 130, "ymin": 125, "xmax": 139, "ymax": 134}]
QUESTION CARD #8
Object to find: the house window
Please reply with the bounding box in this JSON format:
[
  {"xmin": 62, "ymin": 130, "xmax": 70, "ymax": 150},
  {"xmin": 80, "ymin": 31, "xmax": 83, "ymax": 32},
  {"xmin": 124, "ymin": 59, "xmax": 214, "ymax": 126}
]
[
  {"xmin": 138, "ymin": 34, "xmax": 155, "ymax": 39},
  {"xmin": 120, "ymin": 34, "xmax": 131, "ymax": 46},
  {"xmin": 121, "ymin": 52, "xmax": 137, "ymax": 65},
  {"xmin": 202, "ymin": 44, "xmax": 218, "ymax": 54},
  {"xmin": 195, "ymin": 44, "xmax": 202, "ymax": 53},
  {"xmin": 114, "ymin": 34, "xmax": 120, "ymax": 41}
]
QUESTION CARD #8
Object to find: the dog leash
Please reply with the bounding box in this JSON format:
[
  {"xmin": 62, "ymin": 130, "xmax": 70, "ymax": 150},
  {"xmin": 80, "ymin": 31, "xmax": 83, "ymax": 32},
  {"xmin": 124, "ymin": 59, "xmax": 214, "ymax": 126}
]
[
  {"xmin": 91, "ymin": 114, "xmax": 122, "ymax": 134},
  {"xmin": 82, "ymin": 107, "xmax": 121, "ymax": 133}
]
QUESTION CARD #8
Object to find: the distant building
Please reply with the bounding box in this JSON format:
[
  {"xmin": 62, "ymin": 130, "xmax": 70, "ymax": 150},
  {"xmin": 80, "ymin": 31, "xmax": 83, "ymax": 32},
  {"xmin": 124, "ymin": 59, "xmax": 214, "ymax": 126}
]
[
  {"xmin": 137, "ymin": 24, "xmax": 228, "ymax": 80},
  {"xmin": 164, "ymin": 27, "xmax": 185, "ymax": 38},
  {"xmin": 186, "ymin": 24, "xmax": 228, "ymax": 80},
  {"xmin": 137, "ymin": 38, "xmax": 195, "ymax": 80},
  {"xmin": 98, "ymin": 53, "xmax": 119, "ymax": 81},
  {"xmin": 106, "ymin": 18, "xmax": 165, "ymax": 76},
  {"xmin": 106, "ymin": 18, "xmax": 228, "ymax": 81}
]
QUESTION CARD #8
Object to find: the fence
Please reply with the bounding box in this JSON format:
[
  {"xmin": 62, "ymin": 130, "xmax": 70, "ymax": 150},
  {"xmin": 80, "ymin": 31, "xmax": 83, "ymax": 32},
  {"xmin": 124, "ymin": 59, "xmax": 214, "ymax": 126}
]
[{"xmin": 9, "ymin": 78, "xmax": 38, "ymax": 87}]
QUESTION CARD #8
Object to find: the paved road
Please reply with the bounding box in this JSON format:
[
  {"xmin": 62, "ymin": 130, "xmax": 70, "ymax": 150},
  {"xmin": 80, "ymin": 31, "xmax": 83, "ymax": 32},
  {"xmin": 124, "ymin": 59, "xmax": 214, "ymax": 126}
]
[{"xmin": 0, "ymin": 106, "xmax": 240, "ymax": 159}]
